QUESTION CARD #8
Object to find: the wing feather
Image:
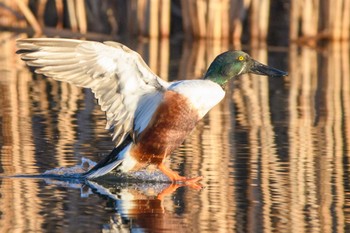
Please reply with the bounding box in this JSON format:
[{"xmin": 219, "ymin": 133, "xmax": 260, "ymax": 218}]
[{"xmin": 17, "ymin": 38, "xmax": 168, "ymax": 146}]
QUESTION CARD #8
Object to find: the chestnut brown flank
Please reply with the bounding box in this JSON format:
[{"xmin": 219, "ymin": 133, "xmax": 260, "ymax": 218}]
[{"xmin": 130, "ymin": 90, "xmax": 200, "ymax": 165}]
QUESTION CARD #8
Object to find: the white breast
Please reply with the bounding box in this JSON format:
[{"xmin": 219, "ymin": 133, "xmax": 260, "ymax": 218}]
[{"xmin": 168, "ymin": 80, "xmax": 225, "ymax": 118}]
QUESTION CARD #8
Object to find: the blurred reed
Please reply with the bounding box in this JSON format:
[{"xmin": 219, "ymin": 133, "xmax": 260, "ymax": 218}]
[
  {"xmin": 1, "ymin": 24, "xmax": 350, "ymax": 231},
  {"xmin": 286, "ymin": 42, "xmax": 350, "ymax": 232},
  {"xmin": 0, "ymin": 0, "xmax": 348, "ymax": 42},
  {"xmin": 171, "ymin": 39, "xmax": 350, "ymax": 231},
  {"xmin": 290, "ymin": 0, "xmax": 350, "ymax": 44},
  {"xmin": 0, "ymin": 32, "xmax": 44, "ymax": 232}
]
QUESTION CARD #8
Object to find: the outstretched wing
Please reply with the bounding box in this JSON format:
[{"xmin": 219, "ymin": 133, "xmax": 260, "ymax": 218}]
[{"xmin": 17, "ymin": 38, "xmax": 169, "ymax": 146}]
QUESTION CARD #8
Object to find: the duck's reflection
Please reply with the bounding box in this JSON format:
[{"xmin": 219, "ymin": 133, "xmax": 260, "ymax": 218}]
[{"xmin": 45, "ymin": 177, "xmax": 191, "ymax": 232}]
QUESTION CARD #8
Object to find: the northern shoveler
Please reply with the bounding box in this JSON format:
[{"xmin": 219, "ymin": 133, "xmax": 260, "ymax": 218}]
[{"xmin": 17, "ymin": 38, "xmax": 287, "ymax": 185}]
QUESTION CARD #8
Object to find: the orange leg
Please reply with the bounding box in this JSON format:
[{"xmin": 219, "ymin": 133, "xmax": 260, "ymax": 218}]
[
  {"xmin": 157, "ymin": 163, "xmax": 203, "ymax": 189},
  {"xmin": 156, "ymin": 183, "xmax": 184, "ymax": 212},
  {"xmin": 157, "ymin": 183, "xmax": 183, "ymax": 200}
]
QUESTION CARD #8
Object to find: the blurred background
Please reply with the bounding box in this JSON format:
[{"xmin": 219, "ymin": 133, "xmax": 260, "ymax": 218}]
[
  {"xmin": 0, "ymin": 0, "xmax": 349, "ymax": 232},
  {"xmin": 0, "ymin": 0, "xmax": 348, "ymax": 42}
]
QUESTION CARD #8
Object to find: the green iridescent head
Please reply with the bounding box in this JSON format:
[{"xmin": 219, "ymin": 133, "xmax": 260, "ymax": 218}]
[{"xmin": 204, "ymin": 51, "xmax": 287, "ymax": 86}]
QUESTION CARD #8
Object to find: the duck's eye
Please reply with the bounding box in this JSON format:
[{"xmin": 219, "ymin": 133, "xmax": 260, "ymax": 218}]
[{"xmin": 238, "ymin": 56, "xmax": 244, "ymax": 61}]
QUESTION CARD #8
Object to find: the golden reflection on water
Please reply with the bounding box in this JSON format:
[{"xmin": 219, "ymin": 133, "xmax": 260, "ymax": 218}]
[
  {"xmin": 0, "ymin": 31, "xmax": 350, "ymax": 232},
  {"xmin": 287, "ymin": 42, "xmax": 350, "ymax": 233}
]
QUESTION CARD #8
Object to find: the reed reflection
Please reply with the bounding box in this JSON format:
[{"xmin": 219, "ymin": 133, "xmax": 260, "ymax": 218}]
[
  {"xmin": 1, "ymin": 31, "xmax": 350, "ymax": 232},
  {"xmin": 85, "ymin": 180, "xmax": 190, "ymax": 232},
  {"xmin": 287, "ymin": 42, "xmax": 350, "ymax": 232},
  {"xmin": 179, "ymin": 40, "xmax": 350, "ymax": 232},
  {"xmin": 174, "ymin": 39, "xmax": 235, "ymax": 232},
  {"xmin": 231, "ymin": 45, "xmax": 290, "ymax": 232},
  {"xmin": 0, "ymin": 33, "xmax": 38, "ymax": 175}
]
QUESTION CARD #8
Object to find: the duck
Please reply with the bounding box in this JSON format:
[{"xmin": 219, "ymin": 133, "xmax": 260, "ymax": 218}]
[{"xmin": 16, "ymin": 38, "xmax": 287, "ymax": 185}]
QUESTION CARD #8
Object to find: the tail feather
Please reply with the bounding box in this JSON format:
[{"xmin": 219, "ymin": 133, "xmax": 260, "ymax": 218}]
[{"xmin": 84, "ymin": 136, "xmax": 132, "ymax": 179}]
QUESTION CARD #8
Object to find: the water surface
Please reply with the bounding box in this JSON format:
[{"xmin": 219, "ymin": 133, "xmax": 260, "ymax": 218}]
[{"xmin": 0, "ymin": 32, "xmax": 350, "ymax": 232}]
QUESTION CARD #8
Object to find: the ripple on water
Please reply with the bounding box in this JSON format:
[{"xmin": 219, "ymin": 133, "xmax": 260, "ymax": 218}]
[{"xmin": 41, "ymin": 157, "xmax": 170, "ymax": 183}]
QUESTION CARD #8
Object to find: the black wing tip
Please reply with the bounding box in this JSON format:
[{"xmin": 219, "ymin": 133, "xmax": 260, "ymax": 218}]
[
  {"xmin": 16, "ymin": 38, "xmax": 39, "ymax": 55},
  {"xmin": 16, "ymin": 49, "xmax": 33, "ymax": 54}
]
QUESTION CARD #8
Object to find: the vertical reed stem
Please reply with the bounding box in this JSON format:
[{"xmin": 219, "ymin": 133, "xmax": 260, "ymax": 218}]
[
  {"xmin": 196, "ymin": 0, "xmax": 207, "ymax": 38},
  {"xmin": 160, "ymin": 0, "xmax": 170, "ymax": 37},
  {"xmin": 342, "ymin": 0, "xmax": 350, "ymax": 39},
  {"xmin": 16, "ymin": 0, "xmax": 42, "ymax": 35},
  {"xmin": 55, "ymin": 0, "xmax": 64, "ymax": 28},
  {"xmin": 181, "ymin": 0, "xmax": 191, "ymax": 37},
  {"xmin": 76, "ymin": 0, "xmax": 87, "ymax": 34},
  {"xmin": 149, "ymin": 0, "xmax": 159, "ymax": 37},
  {"xmin": 67, "ymin": 0, "xmax": 78, "ymax": 32}
]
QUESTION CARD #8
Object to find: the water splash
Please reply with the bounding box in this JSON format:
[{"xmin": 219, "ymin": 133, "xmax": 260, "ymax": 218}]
[
  {"xmin": 42, "ymin": 157, "xmax": 169, "ymax": 182},
  {"xmin": 113, "ymin": 170, "xmax": 169, "ymax": 183},
  {"xmin": 42, "ymin": 157, "xmax": 96, "ymax": 177}
]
